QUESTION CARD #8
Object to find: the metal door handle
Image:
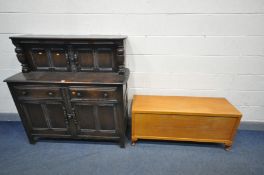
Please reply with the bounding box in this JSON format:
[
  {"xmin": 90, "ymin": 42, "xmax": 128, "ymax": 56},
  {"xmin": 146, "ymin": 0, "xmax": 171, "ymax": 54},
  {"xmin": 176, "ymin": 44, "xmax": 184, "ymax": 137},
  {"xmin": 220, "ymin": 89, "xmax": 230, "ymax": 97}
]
[
  {"xmin": 103, "ymin": 92, "xmax": 108, "ymax": 98},
  {"xmin": 21, "ymin": 91, "xmax": 27, "ymax": 95},
  {"xmin": 76, "ymin": 92, "xmax": 81, "ymax": 97}
]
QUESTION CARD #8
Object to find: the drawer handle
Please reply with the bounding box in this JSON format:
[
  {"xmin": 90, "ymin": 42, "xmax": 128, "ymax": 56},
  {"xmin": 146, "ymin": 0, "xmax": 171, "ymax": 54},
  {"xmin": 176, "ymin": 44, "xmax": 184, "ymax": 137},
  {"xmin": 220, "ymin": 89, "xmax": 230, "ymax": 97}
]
[
  {"xmin": 21, "ymin": 91, "xmax": 27, "ymax": 95},
  {"xmin": 103, "ymin": 92, "xmax": 108, "ymax": 98},
  {"xmin": 48, "ymin": 92, "xmax": 54, "ymax": 96},
  {"xmin": 72, "ymin": 91, "xmax": 81, "ymax": 97}
]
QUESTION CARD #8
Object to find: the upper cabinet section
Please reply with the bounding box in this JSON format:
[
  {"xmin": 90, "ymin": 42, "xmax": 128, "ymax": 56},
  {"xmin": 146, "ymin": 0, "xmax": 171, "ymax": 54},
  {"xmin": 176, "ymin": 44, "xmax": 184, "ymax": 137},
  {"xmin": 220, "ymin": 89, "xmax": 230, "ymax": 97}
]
[{"xmin": 10, "ymin": 35, "xmax": 127, "ymax": 74}]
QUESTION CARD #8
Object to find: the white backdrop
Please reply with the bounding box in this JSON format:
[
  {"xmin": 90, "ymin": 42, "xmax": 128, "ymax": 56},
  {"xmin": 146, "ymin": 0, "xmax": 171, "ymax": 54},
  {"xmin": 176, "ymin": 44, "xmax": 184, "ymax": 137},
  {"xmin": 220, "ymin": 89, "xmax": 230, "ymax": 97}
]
[{"xmin": 0, "ymin": 0, "xmax": 264, "ymax": 121}]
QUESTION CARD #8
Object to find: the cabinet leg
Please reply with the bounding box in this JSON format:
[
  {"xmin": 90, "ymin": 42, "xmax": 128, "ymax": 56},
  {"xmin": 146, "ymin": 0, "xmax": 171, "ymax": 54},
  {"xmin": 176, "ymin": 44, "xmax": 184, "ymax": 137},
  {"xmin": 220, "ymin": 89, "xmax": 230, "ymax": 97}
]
[
  {"xmin": 131, "ymin": 138, "xmax": 137, "ymax": 146},
  {"xmin": 28, "ymin": 136, "xmax": 36, "ymax": 144},
  {"xmin": 119, "ymin": 137, "xmax": 125, "ymax": 148},
  {"xmin": 224, "ymin": 144, "xmax": 232, "ymax": 151}
]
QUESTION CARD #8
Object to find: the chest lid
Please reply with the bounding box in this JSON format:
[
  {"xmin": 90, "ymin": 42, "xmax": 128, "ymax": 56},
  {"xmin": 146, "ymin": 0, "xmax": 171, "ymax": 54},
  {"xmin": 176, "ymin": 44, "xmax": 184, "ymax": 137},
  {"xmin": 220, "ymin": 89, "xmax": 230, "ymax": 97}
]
[{"xmin": 132, "ymin": 95, "xmax": 242, "ymax": 117}]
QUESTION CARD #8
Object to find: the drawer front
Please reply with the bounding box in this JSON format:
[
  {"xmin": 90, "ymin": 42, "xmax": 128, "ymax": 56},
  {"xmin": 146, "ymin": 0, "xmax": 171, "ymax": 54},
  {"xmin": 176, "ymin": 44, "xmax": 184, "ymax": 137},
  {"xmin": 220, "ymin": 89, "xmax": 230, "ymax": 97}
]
[
  {"xmin": 14, "ymin": 85, "xmax": 62, "ymax": 100},
  {"xmin": 133, "ymin": 114, "xmax": 238, "ymax": 140},
  {"xmin": 69, "ymin": 86, "xmax": 118, "ymax": 100}
]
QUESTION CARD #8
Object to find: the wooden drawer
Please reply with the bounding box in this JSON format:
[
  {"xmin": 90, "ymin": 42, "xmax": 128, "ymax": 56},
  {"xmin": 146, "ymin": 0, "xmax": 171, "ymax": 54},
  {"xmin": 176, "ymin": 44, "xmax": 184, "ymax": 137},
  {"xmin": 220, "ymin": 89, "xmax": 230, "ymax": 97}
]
[
  {"xmin": 69, "ymin": 86, "xmax": 118, "ymax": 100},
  {"xmin": 14, "ymin": 85, "xmax": 62, "ymax": 100},
  {"xmin": 133, "ymin": 114, "xmax": 238, "ymax": 141}
]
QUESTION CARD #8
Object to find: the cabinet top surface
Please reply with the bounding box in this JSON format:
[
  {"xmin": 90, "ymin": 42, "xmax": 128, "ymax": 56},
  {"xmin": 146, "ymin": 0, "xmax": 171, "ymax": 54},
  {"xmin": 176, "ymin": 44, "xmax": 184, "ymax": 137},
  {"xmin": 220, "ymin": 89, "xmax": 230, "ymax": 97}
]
[
  {"xmin": 4, "ymin": 69, "xmax": 129, "ymax": 85},
  {"xmin": 132, "ymin": 95, "xmax": 242, "ymax": 117},
  {"xmin": 10, "ymin": 35, "xmax": 127, "ymax": 40}
]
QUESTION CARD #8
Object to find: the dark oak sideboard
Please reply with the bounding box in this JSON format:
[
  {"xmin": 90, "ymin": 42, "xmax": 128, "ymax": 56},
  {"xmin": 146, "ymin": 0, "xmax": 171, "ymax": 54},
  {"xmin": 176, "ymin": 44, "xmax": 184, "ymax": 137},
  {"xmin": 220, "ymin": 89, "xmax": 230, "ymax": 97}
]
[{"xmin": 4, "ymin": 35, "xmax": 129, "ymax": 148}]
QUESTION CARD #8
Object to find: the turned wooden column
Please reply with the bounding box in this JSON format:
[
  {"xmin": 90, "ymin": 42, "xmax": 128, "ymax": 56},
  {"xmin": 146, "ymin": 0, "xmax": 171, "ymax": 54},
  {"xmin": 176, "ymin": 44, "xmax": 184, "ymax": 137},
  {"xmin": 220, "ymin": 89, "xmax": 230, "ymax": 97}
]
[{"xmin": 13, "ymin": 41, "xmax": 30, "ymax": 73}]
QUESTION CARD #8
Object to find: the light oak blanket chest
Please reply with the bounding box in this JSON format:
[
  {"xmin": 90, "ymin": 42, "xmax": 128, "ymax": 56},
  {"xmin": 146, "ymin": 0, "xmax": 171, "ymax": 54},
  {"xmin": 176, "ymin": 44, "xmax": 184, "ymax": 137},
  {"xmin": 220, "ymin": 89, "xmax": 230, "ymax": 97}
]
[{"xmin": 131, "ymin": 95, "xmax": 242, "ymax": 150}]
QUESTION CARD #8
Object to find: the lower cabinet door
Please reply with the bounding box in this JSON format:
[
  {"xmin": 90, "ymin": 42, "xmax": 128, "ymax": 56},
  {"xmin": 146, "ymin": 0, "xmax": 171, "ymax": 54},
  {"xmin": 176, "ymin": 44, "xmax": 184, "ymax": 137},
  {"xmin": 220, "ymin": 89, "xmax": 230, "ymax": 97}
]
[
  {"xmin": 20, "ymin": 100, "xmax": 69, "ymax": 135},
  {"xmin": 72, "ymin": 102, "xmax": 118, "ymax": 137}
]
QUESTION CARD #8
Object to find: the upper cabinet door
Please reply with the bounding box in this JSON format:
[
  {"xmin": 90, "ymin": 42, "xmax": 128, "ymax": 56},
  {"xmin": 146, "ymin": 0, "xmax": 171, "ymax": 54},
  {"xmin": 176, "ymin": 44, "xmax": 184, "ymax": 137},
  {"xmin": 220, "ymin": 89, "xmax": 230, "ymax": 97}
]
[
  {"xmin": 50, "ymin": 47, "xmax": 70, "ymax": 71},
  {"xmin": 74, "ymin": 47, "xmax": 94, "ymax": 71},
  {"xmin": 73, "ymin": 44, "xmax": 117, "ymax": 72},
  {"xmin": 95, "ymin": 47, "xmax": 115, "ymax": 72},
  {"xmin": 25, "ymin": 44, "xmax": 70, "ymax": 71},
  {"xmin": 30, "ymin": 47, "xmax": 50, "ymax": 71}
]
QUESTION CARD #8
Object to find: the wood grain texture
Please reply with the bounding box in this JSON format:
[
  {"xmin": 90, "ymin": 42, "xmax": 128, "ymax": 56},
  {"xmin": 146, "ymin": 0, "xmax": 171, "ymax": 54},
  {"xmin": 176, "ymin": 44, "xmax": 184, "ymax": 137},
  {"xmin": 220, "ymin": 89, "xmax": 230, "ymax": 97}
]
[
  {"xmin": 4, "ymin": 70, "xmax": 129, "ymax": 85},
  {"xmin": 132, "ymin": 95, "xmax": 242, "ymax": 149},
  {"xmin": 5, "ymin": 36, "xmax": 129, "ymax": 148},
  {"xmin": 132, "ymin": 95, "xmax": 242, "ymax": 117},
  {"xmin": 10, "ymin": 35, "xmax": 127, "ymax": 39}
]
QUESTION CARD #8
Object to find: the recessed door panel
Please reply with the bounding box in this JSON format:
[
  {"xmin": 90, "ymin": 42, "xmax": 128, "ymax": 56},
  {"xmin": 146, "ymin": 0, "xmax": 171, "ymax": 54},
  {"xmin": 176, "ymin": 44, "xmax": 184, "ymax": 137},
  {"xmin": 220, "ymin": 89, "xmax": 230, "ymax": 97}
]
[
  {"xmin": 75, "ymin": 48, "xmax": 94, "ymax": 71},
  {"xmin": 72, "ymin": 101, "xmax": 118, "ymax": 136},
  {"xmin": 96, "ymin": 48, "xmax": 114, "ymax": 71},
  {"xmin": 21, "ymin": 102, "xmax": 48, "ymax": 129},
  {"xmin": 50, "ymin": 48, "xmax": 69, "ymax": 70},
  {"xmin": 98, "ymin": 104, "xmax": 116, "ymax": 130},
  {"xmin": 20, "ymin": 100, "xmax": 68, "ymax": 134},
  {"xmin": 30, "ymin": 48, "xmax": 50, "ymax": 70},
  {"xmin": 74, "ymin": 103, "xmax": 96, "ymax": 130},
  {"xmin": 46, "ymin": 102, "xmax": 67, "ymax": 129}
]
